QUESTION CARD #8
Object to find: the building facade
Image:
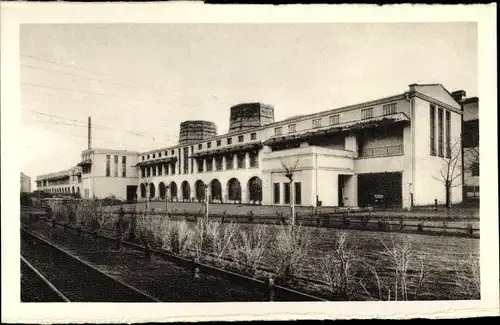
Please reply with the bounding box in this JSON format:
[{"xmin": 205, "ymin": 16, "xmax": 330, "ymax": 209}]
[
  {"xmin": 452, "ymin": 91, "xmax": 479, "ymax": 200},
  {"xmin": 20, "ymin": 172, "xmax": 31, "ymax": 193},
  {"xmin": 36, "ymin": 83, "xmax": 466, "ymax": 209}
]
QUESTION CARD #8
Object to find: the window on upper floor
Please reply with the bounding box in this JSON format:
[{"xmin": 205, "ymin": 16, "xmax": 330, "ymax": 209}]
[
  {"xmin": 238, "ymin": 135, "xmax": 244, "ymax": 143},
  {"xmin": 383, "ymin": 103, "xmax": 397, "ymax": 115},
  {"xmin": 142, "ymin": 156, "xmax": 145, "ymax": 161},
  {"xmin": 106, "ymin": 155, "xmax": 110, "ymax": 177},
  {"xmin": 312, "ymin": 118, "xmax": 322, "ymax": 128},
  {"xmin": 215, "ymin": 156, "xmax": 223, "ymax": 171},
  {"xmin": 207, "ymin": 142, "xmax": 212, "ymax": 149},
  {"xmin": 249, "ymin": 151, "xmax": 259, "ymax": 168},
  {"xmin": 165, "ymin": 151, "xmax": 168, "ymax": 156},
  {"xmin": 329, "ymin": 115, "xmax": 339, "ymax": 125},
  {"xmin": 274, "ymin": 127, "xmax": 282, "ymax": 136},
  {"xmin": 171, "ymin": 150, "xmax": 175, "ymax": 155},
  {"xmin": 158, "ymin": 152, "xmax": 162, "ymax": 157},
  {"xmin": 198, "ymin": 144, "xmax": 202, "ymax": 150},
  {"xmin": 361, "ymin": 108, "xmax": 373, "ymax": 119},
  {"xmin": 216, "ymin": 140, "xmax": 221, "ymax": 147},
  {"xmin": 237, "ymin": 153, "xmax": 245, "ymax": 169},
  {"xmin": 153, "ymin": 153, "xmax": 156, "ymax": 159},
  {"xmin": 250, "ymin": 133, "xmax": 257, "ymax": 140},
  {"xmin": 147, "ymin": 154, "xmax": 150, "ymax": 159},
  {"xmin": 226, "ymin": 154, "xmax": 234, "ymax": 170},
  {"xmin": 472, "ymin": 162, "xmax": 479, "ymax": 176},
  {"xmin": 206, "ymin": 159, "xmax": 213, "ymax": 172},
  {"xmin": 227, "ymin": 137, "xmax": 232, "ymax": 145},
  {"xmin": 288, "ymin": 124, "xmax": 296, "ymax": 133}
]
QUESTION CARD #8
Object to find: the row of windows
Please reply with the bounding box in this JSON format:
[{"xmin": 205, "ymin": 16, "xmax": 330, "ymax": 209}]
[
  {"xmin": 141, "ymin": 163, "xmax": 176, "ymax": 178},
  {"xmin": 141, "ymin": 133, "xmax": 259, "ymax": 161},
  {"xmin": 430, "ymin": 104, "xmax": 452, "ymax": 158},
  {"xmin": 106, "ymin": 155, "xmax": 127, "ymax": 177},
  {"xmin": 273, "ymin": 103, "xmax": 397, "ymax": 136},
  {"xmin": 196, "ymin": 152, "xmax": 259, "ymax": 173},
  {"xmin": 273, "ymin": 182, "xmax": 302, "ymax": 205}
]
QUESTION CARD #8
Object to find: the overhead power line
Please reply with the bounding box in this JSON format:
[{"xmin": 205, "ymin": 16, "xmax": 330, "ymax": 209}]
[
  {"xmin": 21, "ymin": 108, "xmax": 179, "ymax": 141},
  {"xmin": 21, "ymin": 53, "xmax": 235, "ymax": 107}
]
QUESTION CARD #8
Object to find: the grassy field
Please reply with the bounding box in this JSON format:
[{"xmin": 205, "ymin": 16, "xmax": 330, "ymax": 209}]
[{"xmin": 106, "ymin": 201, "xmax": 480, "ymax": 219}]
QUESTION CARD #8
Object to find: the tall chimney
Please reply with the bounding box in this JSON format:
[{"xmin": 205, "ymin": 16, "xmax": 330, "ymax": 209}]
[{"xmin": 88, "ymin": 117, "xmax": 91, "ymax": 150}]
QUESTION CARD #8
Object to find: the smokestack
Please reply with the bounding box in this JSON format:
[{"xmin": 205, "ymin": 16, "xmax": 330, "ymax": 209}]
[{"xmin": 88, "ymin": 117, "xmax": 91, "ymax": 150}]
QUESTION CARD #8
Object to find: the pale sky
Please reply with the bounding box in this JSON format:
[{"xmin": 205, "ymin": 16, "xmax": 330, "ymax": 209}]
[{"xmin": 20, "ymin": 23, "xmax": 478, "ymax": 188}]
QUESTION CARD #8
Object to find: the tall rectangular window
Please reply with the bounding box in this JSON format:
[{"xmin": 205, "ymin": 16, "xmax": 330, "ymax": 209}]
[
  {"xmin": 250, "ymin": 133, "xmax": 257, "ymax": 140},
  {"xmin": 152, "ymin": 166, "xmax": 157, "ymax": 177},
  {"xmin": 438, "ymin": 107, "xmax": 444, "ymax": 157},
  {"xmin": 430, "ymin": 105, "xmax": 436, "ymax": 156},
  {"xmin": 216, "ymin": 140, "xmax": 221, "ymax": 147},
  {"xmin": 226, "ymin": 154, "xmax": 234, "ymax": 170},
  {"xmin": 183, "ymin": 147, "xmax": 189, "ymax": 174},
  {"xmin": 122, "ymin": 156, "xmax": 126, "ymax": 177},
  {"xmin": 472, "ymin": 162, "xmax": 479, "ymax": 176},
  {"xmin": 383, "ymin": 103, "xmax": 397, "ymax": 115},
  {"xmin": 158, "ymin": 164, "xmax": 163, "ymax": 176},
  {"xmin": 215, "ymin": 156, "xmax": 223, "ymax": 171},
  {"xmin": 106, "ymin": 155, "xmax": 110, "ymax": 177},
  {"xmin": 288, "ymin": 124, "xmax": 296, "ymax": 133},
  {"xmin": 198, "ymin": 144, "xmax": 203, "ymax": 150},
  {"xmin": 446, "ymin": 111, "xmax": 451, "ymax": 158},
  {"xmin": 237, "ymin": 153, "xmax": 245, "ymax": 169},
  {"xmin": 273, "ymin": 183, "xmax": 280, "ymax": 204},
  {"xmin": 238, "ymin": 135, "xmax": 244, "ymax": 143},
  {"xmin": 249, "ymin": 151, "xmax": 259, "ymax": 167},
  {"xmin": 312, "ymin": 118, "xmax": 322, "ymax": 128},
  {"xmin": 171, "ymin": 163, "xmax": 176, "ymax": 175},
  {"xmin": 207, "ymin": 142, "xmax": 212, "ymax": 149},
  {"xmin": 274, "ymin": 127, "xmax": 282, "ymax": 136},
  {"xmin": 197, "ymin": 159, "xmax": 204, "ymax": 173},
  {"xmin": 190, "ymin": 146, "xmax": 194, "ymax": 173},
  {"xmin": 295, "ymin": 182, "xmax": 302, "ymax": 205},
  {"xmin": 227, "ymin": 137, "xmax": 232, "ymax": 145},
  {"xmin": 329, "ymin": 115, "xmax": 339, "ymax": 125},
  {"xmin": 114, "ymin": 155, "xmax": 118, "ymax": 177},
  {"xmin": 206, "ymin": 158, "xmax": 213, "ymax": 172},
  {"xmin": 284, "ymin": 183, "xmax": 291, "ymax": 204},
  {"xmin": 147, "ymin": 167, "xmax": 151, "ymax": 177},
  {"xmin": 361, "ymin": 108, "xmax": 373, "ymax": 119},
  {"xmin": 141, "ymin": 167, "xmax": 145, "ymax": 178}
]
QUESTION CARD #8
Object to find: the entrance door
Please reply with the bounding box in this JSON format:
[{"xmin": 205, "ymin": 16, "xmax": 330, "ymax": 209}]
[
  {"xmin": 338, "ymin": 175, "xmax": 348, "ymax": 207},
  {"xmin": 127, "ymin": 185, "xmax": 138, "ymax": 202},
  {"xmin": 357, "ymin": 172, "xmax": 402, "ymax": 208}
]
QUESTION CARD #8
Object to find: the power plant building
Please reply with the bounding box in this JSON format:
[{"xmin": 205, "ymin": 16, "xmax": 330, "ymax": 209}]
[{"xmin": 36, "ymin": 83, "xmax": 469, "ymax": 209}]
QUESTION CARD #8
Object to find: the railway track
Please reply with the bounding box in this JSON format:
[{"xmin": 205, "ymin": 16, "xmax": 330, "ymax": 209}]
[
  {"xmin": 21, "ymin": 227, "xmax": 160, "ymax": 302},
  {"xmin": 22, "ymin": 219, "xmax": 327, "ymax": 301}
]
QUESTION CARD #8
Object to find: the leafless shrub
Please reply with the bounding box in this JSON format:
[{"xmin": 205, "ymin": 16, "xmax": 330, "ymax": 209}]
[
  {"xmin": 166, "ymin": 219, "xmax": 194, "ymax": 255},
  {"xmin": 206, "ymin": 220, "xmax": 238, "ymax": 266},
  {"xmin": 358, "ymin": 236, "xmax": 426, "ymax": 301},
  {"xmin": 230, "ymin": 224, "xmax": 270, "ymax": 276},
  {"xmin": 321, "ymin": 231, "xmax": 357, "ymax": 297},
  {"xmin": 453, "ymin": 253, "xmax": 480, "ymax": 299},
  {"xmin": 270, "ymin": 224, "xmax": 312, "ymax": 284},
  {"xmin": 135, "ymin": 212, "xmax": 162, "ymax": 248}
]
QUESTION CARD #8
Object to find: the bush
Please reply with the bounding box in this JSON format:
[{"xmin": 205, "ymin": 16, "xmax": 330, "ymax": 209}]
[
  {"xmin": 230, "ymin": 224, "xmax": 269, "ymax": 276},
  {"xmin": 270, "ymin": 225, "xmax": 312, "ymax": 284},
  {"xmin": 321, "ymin": 231, "xmax": 357, "ymax": 297}
]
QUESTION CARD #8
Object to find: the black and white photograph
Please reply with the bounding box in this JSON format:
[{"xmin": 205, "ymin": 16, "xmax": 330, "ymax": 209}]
[{"xmin": 1, "ymin": 2, "xmax": 498, "ymax": 322}]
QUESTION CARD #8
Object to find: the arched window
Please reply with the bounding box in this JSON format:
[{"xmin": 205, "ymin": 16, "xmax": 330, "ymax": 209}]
[
  {"xmin": 227, "ymin": 178, "xmax": 241, "ymax": 202},
  {"xmin": 158, "ymin": 182, "xmax": 166, "ymax": 199},
  {"xmin": 140, "ymin": 183, "xmax": 147, "ymax": 198},
  {"xmin": 149, "ymin": 183, "xmax": 156, "ymax": 199},
  {"xmin": 195, "ymin": 180, "xmax": 205, "ymax": 201},
  {"xmin": 169, "ymin": 182, "xmax": 178, "ymax": 200},
  {"xmin": 181, "ymin": 181, "xmax": 191, "ymax": 201},
  {"xmin": 210, "ymin": 179, "xmax": 222, "ymax": 202},
  {"xmin": 248, "ymin": 177, "xmax": 262, "ymax": 203}
]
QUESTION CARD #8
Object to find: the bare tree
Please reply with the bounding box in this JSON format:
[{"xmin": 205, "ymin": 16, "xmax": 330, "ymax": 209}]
[
  {"xmin": 432, "ymin": 138, "xmax": 462, "ymax": 209},
  {"xmin": 281, "ymin": 157, "xmax": 300, "ymax": 232}
]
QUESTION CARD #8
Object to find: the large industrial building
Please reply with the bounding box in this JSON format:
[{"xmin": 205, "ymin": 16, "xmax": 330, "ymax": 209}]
[{"xmin": 36, "ymin": 83, "xmax": 469, "ymax": 209}]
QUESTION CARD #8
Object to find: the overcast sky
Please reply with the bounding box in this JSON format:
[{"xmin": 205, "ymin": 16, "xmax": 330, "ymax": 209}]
[{"xmin": 20, "ymin": 23, "xmax": 477, "ymax": 187}]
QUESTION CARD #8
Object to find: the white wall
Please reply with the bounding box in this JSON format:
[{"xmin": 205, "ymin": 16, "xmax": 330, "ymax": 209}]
[{"xmin": 412, "ymin": 96, "xmax": 463, "ymax": 206}]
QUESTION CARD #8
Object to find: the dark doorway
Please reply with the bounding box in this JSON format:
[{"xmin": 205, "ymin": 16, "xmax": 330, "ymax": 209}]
[
  {"xmin": 357, "ymin": 172, "xmax": 402, "ymax": 208},
  {"xmin": 338, "ymin": 175, "xmax": 349, "ymax": 207},
  {"xmin": 127, "ymin": 185, "xmax": 138, "ymax": 202}
]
